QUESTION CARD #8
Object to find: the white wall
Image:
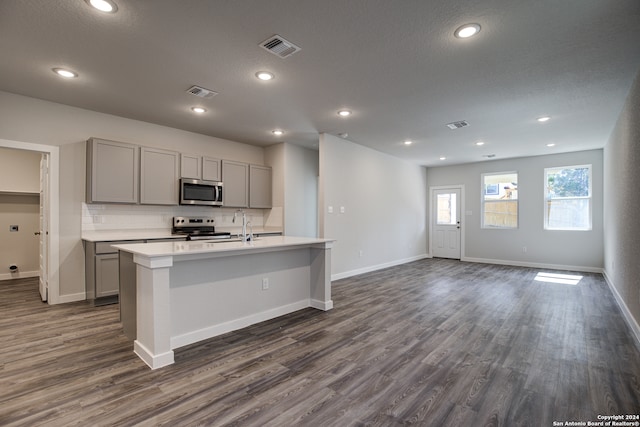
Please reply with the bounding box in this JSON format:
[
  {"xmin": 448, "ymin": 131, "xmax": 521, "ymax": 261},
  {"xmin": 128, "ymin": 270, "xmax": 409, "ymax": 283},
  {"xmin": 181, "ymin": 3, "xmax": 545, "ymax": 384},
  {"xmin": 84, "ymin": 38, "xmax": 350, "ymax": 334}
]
[
  {"xmin": 426, "ymin": 149, "xmax": 604, "ymax": 271},
  {"xmin": 604, "ymin": 69, "xmax": 640, "ymax": 340},
  {"xmin": 0, "ymin": 91, "xmax": 266, "ymax": 300},
  {"xmin": 319, "ymin": 133, "xmax": 428, "ymax": 279},
  {"xmin": 0, "ymin": 194, "xmax": 40, "ymax": 279},
  {"xmin": 0, "ymin": 147, "xmax": 41, "ymax": 193},
  {"xmin": 284, "ymin": 143, "xmax": 318, "ymax": 237}
]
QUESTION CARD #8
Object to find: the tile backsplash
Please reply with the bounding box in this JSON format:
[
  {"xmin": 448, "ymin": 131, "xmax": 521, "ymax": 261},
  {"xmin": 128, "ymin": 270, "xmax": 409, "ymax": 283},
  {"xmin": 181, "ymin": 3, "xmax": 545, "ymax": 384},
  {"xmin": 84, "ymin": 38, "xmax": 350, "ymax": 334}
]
[{"xmin": 82, "ymin": 203, "xmax": 266, "ymax": 231}]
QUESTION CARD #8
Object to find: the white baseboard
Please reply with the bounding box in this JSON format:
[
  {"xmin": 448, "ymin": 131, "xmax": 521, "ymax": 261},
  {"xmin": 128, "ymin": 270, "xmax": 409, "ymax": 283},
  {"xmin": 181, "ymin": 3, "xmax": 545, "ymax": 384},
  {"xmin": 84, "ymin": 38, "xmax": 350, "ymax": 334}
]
[
  {"xmin": 134, "ymin": 340, "xmax": 174, "ymax": 370},
  {"xmin": 461, "ymin": 256, "xmax": 603, "ymax": 274},
  {"xmin": 603, "ymin": 270, "xmax": 640, "ymax": 350},
  {"xmin": 57, "ymin": 292, "xmax": 87, "ymax": 304},
  {"xmin": 331, "ymin": 254, "xmax": 429, "ymax": 281},
  {"xmin": 170, "ymin": 299, "xmax": 311, "ymax": 349},
  {"xmin": 0, "ymin": 270, "xmax": 39, "ymax": 281}
]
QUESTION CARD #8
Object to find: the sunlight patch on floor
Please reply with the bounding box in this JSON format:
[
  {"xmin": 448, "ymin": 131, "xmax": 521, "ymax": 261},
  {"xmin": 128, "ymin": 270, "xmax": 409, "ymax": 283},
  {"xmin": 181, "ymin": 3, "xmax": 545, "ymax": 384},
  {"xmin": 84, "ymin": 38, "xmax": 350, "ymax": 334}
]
[{"xmin": 534, "ymin": 272, "xmax": 583, "ymax": 285}]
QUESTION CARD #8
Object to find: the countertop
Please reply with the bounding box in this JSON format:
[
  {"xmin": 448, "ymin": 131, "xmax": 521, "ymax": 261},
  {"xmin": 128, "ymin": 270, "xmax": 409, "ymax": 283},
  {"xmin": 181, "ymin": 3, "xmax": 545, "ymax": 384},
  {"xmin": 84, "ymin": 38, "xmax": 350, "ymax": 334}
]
[
  {"xmin": 112, "ymin": 236, "xmax": 334, "ymax": 258},
  {"xmin": 82, "ymin": 227, "xmax": 283, "ymax": 242}
]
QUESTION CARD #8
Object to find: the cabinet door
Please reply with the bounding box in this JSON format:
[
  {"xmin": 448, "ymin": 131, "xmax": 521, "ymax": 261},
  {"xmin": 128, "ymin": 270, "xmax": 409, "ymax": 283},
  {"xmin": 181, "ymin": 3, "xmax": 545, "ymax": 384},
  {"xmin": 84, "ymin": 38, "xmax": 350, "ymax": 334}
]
[
  {"xmin": 249, "ymin": 165, "xmax": 272, "ymax": 208},
  {"xmin": 87, "ymin": 138, "xmax": 139, "ymax": 203},
  {"xmin": 202, "ymin": 157, "xmax": 221, "ymax": 181},
  {"xmin": 222, "ymin": 160, "xmax": 249, "ymax": 207},
  {"xmin": 180, "ymin": 153, "xmax": 201, "ymax": 179},
  {"xmin": 140, "ymin": 147, "xmax": 179, "ymax": 205},
  {"xmin": 95, "ymin": 253, "xmax": 119, "ymax": 298}
]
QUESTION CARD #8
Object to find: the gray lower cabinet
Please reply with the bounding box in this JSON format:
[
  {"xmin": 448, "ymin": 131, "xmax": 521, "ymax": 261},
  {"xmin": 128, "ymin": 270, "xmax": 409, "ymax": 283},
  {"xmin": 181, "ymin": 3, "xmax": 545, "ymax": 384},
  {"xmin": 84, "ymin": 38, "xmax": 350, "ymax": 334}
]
[
  {"xmin": 85, "ymin": 240, "xmax": 143, "ymax": 305},
  {"xmin": 86, "ymin": 138, "xmax": 139, "ymax": 204},
  {"xmin": 222, "ymin": 160, "xmax": 249, "ymax": 207}
]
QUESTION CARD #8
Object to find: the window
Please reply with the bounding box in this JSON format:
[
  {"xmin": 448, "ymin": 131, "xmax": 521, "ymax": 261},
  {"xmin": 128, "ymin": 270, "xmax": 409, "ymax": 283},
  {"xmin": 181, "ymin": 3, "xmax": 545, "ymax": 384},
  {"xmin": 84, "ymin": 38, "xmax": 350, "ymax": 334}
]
[
  {"xmin": 544, "ymin": 164, "xmax": 592, "ymax": 230},
  {"xmin": 436, "ymin": 193, "xmax": 457, "ymax": 225},
  {"xmin": 482, "ymin": 172, "xmax": 518, "ymax": 229}
]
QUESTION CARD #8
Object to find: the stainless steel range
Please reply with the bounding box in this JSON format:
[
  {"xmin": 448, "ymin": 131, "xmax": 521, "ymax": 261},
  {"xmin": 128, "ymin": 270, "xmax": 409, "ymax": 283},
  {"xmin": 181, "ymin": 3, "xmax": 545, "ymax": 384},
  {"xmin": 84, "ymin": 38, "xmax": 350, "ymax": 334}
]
[{"xmin": 172, "ymin": 216, "xmax": 231, "ymax": 241}]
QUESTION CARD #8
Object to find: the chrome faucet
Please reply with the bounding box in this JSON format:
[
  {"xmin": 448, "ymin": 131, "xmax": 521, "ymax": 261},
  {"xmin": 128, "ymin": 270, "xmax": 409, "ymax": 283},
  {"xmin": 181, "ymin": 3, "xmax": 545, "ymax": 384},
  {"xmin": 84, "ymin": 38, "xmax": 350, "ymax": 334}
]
[{"xmin": 233, "ymin": 209, "xmax": 249, "ymax": 242}]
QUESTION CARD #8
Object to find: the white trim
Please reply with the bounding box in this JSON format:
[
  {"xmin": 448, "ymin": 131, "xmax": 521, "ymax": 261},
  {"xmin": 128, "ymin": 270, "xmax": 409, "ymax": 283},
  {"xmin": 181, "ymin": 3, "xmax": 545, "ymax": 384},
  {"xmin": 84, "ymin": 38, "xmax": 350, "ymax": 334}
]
[
  {"xmin": 603, "ymin": 270, "xmax": 640, "ymax": 350},
  {"xmin": 0, "ymin": 271, "xmax": 39, "ymax": 281},
  {"xmin": 461, "ymin": 256, "xmax": 603, "ymax": 273},
  {"xmin": 331, "ymin": 254, "xmax": 428, "ymax": 281},
  {"xmin": 428, "ymin": 184, "xmax": 465, "ymax": 260},
  {"xmin": 134, "ymin": 341, "xmax": 175, "ymax": 370},
  {"xmin": 0, "ymin": 138, "xmax": 60, "ymax": 304},
  {"xmin": 170, "ymin": 299, "xmax": 311, "ymax": 349},
  {"xmin": 56, "ymin": 292, "xmax": 87, "ymax": 304},
  {"xmin": 310, "ymin": 298, "xmax": 334, "ymax": 311}
]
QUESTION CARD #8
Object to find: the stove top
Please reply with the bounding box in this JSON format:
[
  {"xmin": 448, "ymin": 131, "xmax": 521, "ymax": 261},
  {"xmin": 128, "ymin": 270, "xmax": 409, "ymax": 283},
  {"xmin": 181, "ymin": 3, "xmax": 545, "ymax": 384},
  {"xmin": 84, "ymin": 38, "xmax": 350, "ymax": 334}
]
[{"xmin": 172, "ymin": 216, "xmax": 231, "ymax": 240}]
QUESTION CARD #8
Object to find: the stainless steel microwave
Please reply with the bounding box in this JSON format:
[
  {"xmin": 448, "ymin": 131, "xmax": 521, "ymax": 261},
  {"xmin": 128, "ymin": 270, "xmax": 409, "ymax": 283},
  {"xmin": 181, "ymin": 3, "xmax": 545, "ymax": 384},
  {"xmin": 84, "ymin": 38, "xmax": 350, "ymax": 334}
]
[{"xmin": 179, "ymin": 178, "xmax": 223, "ymax": 206}]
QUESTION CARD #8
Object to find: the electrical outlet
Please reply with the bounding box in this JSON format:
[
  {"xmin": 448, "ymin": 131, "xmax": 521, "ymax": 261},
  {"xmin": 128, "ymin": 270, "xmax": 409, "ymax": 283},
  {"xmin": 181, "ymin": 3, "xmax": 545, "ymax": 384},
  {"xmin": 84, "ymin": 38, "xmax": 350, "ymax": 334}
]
[
  {"xmin": 359, "ymin": 250, "xmax": 363, "ymax": 257},
  {"xmin": 522, "ymin": 246, "xmax": 527, "ymax": 253},
  {"xmin": 340, "ymin": 206, "xmax": 345, "ymax": 214},
  {"xmin": 328, "ymin": 206, "xmax": 334, "ymax": 214},
  {"xmin": 262, "ymin": 277, "xmax": 269, "ymax": 290}
]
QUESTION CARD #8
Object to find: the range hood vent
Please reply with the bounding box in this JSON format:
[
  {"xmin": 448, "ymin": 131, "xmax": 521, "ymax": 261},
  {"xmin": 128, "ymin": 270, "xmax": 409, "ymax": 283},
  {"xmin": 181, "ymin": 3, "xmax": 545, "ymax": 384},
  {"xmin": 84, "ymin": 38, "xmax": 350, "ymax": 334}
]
[
  {"xmin": 260, "ymin": 35, "xmax": 301, "ymax": 58},
  {"xmin": 446, "ymin": 120, "xmax": 469, "ymax": 130},
  {"xmin": 186, "ymin": 85, "xmax": 218, "ymax": 99}
]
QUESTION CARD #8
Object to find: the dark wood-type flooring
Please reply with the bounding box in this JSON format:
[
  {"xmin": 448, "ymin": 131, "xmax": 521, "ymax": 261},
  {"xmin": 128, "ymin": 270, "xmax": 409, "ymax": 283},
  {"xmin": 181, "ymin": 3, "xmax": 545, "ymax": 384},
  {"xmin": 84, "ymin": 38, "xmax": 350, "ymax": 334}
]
[{"xmin": 1, "ymin": 259, "xmax": 639, "ymax": 426}]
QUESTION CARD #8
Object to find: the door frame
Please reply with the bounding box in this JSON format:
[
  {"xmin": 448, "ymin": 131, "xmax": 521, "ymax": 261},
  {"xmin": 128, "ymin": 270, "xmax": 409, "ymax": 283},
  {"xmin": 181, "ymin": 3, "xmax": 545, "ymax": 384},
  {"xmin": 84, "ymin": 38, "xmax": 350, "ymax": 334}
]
[
  {"xmin": 1, "ymin": 138, "xmax": 60, "ymax": 304},
  {"xmin": 429, "ymin": 185, "xmax": 465, "ymax": 259}
]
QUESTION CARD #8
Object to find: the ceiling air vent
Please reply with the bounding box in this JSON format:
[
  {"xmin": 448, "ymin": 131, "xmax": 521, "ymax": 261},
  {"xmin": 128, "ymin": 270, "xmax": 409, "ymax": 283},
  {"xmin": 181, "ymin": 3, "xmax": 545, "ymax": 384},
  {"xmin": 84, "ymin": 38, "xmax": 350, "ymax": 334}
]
[
  {"xmin": 186, "ymin": 85, "xmax": 218, "ymax": 99},
  {"xmin": 260, "ymin": 35, "xmax": 301, "ymax": 58},
  {"xmin": 446, "ymin": 120, "xmax": 469, "ymax": 130}
]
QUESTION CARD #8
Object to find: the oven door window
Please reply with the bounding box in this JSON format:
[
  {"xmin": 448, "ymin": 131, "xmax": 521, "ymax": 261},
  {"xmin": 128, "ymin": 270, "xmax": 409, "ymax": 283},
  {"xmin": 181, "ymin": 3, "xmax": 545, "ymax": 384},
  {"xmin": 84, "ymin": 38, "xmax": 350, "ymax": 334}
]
[{"xmin": 183, "ymin": 183, "xmax": 215, "ymax": 201}]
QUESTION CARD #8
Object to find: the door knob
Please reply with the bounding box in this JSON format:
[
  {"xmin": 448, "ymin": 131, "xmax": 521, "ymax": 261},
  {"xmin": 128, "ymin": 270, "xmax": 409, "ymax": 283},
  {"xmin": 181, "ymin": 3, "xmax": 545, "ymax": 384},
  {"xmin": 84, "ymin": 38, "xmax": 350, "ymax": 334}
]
[{"xmin": 34, "ymin": 231, "xmax": 41, "ymax": 235}]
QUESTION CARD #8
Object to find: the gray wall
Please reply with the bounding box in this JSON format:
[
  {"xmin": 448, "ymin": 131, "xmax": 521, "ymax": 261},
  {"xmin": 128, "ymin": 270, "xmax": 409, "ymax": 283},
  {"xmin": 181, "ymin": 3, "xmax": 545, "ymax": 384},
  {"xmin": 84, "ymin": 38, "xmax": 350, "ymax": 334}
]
[
  {"xmin": 426, "ymin": 149, "xmax": 604, "ymax": 270},
  {"xmin": 604, "ymin": 70, "xmax": 640, "ymax": 335},
  {"xmin": 319, "ymin": 133, "xmax": 428, "ymax": 279}
]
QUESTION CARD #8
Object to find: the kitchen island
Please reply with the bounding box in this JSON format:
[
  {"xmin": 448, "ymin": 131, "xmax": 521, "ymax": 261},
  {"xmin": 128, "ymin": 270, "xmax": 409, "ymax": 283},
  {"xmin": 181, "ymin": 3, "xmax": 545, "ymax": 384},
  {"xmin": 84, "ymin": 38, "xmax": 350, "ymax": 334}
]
[{"xmin": 113, "ymin": 236, "xmax": 334, "ymax": 369}]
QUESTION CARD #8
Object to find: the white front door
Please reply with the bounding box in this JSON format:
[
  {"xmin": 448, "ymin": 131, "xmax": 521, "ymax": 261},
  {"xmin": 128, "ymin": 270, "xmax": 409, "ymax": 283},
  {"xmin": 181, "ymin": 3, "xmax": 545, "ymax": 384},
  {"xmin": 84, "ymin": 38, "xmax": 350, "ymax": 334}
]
[
  {"xmin": 432, "ymin": 188, "xmax": 461, "ymax": 259},
  {"xmin": 39, "ymin": 153, "xmax": 49, "ymax": 301}
]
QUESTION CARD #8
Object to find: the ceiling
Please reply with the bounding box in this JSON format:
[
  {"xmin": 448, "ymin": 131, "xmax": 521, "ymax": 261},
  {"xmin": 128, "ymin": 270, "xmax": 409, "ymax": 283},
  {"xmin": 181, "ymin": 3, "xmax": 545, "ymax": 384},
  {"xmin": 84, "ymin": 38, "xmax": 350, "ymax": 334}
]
[{"xmin": 1, "ymin": 0, "xmax": 639, "ymax": 166}]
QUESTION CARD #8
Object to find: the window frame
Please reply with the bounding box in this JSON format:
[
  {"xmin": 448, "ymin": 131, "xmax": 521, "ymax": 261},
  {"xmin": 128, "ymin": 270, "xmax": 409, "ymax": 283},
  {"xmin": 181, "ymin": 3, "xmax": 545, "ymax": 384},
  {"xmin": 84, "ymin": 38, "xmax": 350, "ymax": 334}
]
[
  {"xmin": 544, "ymin": 164, "xmax": 592, "ymax": 231},
  {"xmin": 481, "ymin": 171, "xmax": 519, "ymax": 230}
]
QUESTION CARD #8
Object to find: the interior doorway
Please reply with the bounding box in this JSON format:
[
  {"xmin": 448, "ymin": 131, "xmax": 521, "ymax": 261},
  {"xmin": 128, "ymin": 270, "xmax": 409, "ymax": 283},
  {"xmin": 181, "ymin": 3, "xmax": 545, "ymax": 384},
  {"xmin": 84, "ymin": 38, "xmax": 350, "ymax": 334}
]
[
  {"xmin": 430, "ymin": 186, "xmax": 464, "ymax": 259},
  {"xmin": 0, "ymin": 138, "xmax": 59, "ymax": 304}
]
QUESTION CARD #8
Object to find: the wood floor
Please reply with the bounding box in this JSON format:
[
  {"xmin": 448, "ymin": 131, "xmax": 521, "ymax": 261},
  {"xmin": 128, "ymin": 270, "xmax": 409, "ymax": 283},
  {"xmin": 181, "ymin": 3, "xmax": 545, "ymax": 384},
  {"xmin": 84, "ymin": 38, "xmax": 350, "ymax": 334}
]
[{"xmin": 1, "ymin": 260, "xmax": 639, "ymax": 426}]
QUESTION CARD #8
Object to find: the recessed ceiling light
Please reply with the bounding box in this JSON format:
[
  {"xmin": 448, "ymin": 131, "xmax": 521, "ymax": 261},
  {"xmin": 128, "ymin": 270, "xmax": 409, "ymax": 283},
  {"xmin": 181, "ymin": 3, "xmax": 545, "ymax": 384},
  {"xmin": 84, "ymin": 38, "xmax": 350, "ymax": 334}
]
[
  {"xmin": 454, "ymin": 23, "xmax": 481, "ymax": 38},
  {"xmin": 52, "ymin": 68, "xmax": 78, "ymax": 78},
  {"xmin": 546, "ymin": 143, "xmax": 556, "ymax": 147},
  {"xmin": 439, "ymin": 156, "xmax": 447, "ymax": 161},
  {"xmin": 337, "ymin": 110, "xmax": 352, "ymax": 117},
  {"xmin": 255, "ymin": 71, "xmax": 274, "ymax": 81},
  {"xmin": 404, "ymin": 140, "xmax": 413, "ymax": 145},
  {"xmin": 537, "ymin": 116, "xmax": 551, "ymax": 122},
  {"xmin": 272, "ymin": 130, "xmax": 284, "ymax": 136},
  {"xmin": 191, "ymin": 107, "xmax": 206, "ymax": 114},
  {"xmin": 476, "ymin": 141, "xmax": 485, "ymax": 146},
  {"xmin": 85, "ymin": 0, "xmax": 118, "ymax": 13}
]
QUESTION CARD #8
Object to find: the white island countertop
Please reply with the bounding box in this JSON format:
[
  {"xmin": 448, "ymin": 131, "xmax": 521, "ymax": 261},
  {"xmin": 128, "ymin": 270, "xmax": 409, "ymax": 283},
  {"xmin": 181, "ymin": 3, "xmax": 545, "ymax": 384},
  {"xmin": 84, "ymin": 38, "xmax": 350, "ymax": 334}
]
[
  {"xmin": 115, "ymin": 234, "xmax": 335, "ymax": 369},
  {"xmin": 112, "ymin": 235, "xmax": 334, "ymax": 258}
]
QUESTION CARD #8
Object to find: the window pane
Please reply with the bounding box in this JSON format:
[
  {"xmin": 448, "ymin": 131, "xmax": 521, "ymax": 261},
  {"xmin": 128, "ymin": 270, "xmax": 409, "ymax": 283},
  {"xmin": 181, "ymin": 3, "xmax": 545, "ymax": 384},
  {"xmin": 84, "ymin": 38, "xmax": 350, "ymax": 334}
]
[
  {"xmin": 544, "ymin": 164, "xmax": 592, "ymax": 230},
  {"xmin": 482, "ymin": 172, "xmax": 518, "ymax": 229},
  {"xmin": 484, "ymin": 200, "xmax": 518, "ymax": 228},
  {"xmin": 546, "ymin": 198, "xmax": 590, "ymax": 229},
  {"xmin": 436, "ymin": 193, "xmax": 456, "ymax": 225},
  {"xmin": 547, "ymin": 167, "xmax": 590, "ymax": 198}
]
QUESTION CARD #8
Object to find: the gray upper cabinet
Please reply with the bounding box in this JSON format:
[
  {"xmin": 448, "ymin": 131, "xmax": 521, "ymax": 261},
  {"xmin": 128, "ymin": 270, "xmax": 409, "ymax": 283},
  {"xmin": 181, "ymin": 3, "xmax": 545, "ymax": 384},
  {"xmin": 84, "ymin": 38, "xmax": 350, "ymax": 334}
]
[
  {"xmin": 222, "ymin": 160, "xmax": 249, "ymax": 208},
  {"xmin": 140, "ymin": 147, "xmax": 179, "ymax": 205},
  {"xmin": 180, "ymin": 154, "xmax": 221, "ymax": 181},
  {"xmin": 249, "ymin": 165, "xmax": 272, "ymax": 208},
  {"xmin": 86, "ymin": 138, "xmax": 139, "ymax": 204},
  {"xmin": 180, "ymin": 153, "xmax": 201, "ymax": 179},
  {"xmin": 202, "ymin": 157, "xmax": 221, "ymax": 181}
]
